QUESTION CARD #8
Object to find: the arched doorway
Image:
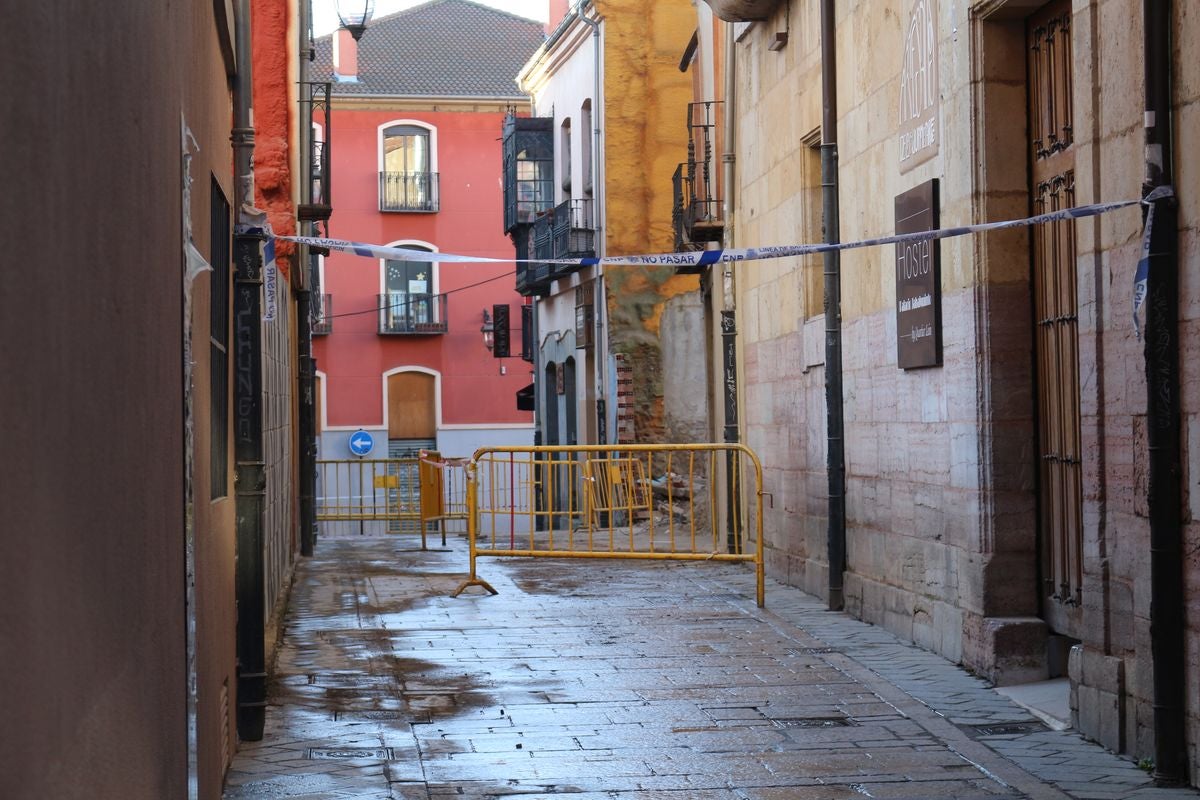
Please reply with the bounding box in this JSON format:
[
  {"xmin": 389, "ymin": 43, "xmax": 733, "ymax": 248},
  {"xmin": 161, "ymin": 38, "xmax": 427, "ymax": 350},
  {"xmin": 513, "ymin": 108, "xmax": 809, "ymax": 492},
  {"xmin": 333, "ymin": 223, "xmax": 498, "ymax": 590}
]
[{"xmin": 386, "ymin": 370, "xmax": 437, "ymax": 533}]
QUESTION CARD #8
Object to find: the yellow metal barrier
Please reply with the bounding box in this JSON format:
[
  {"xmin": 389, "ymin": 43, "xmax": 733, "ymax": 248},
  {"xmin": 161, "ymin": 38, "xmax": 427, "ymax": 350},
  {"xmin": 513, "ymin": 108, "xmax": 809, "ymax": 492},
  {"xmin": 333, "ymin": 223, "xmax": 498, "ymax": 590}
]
[
  {"xmin": 452, "ymin": 444, "xmax": 765, "ymax": 607},
  {"xmin": 316, "ymin": 458, "xmax": 428, "ymax": 547}
]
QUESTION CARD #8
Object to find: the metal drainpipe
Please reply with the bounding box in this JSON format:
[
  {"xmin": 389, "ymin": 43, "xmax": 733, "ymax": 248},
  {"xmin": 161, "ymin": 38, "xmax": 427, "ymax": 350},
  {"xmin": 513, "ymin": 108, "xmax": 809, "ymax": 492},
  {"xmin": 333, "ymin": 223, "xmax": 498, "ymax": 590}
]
[
  {"xmin": 297, "ymin": 293, "xmax": 316, "ymax": 558},
  {"xmin": 578, "ymin": 2, "xmax": 606, "ymax": 444},
  {"xmin": 1142, "ymin": 0, "xmax": 1184, "ymax": 784},
  {"xmin": 297, "ymin": 0, "xmax": 317, "ymax": 558},
  {"xmin": 721, "ymin": 22, "xmax": 740, "ymax": 554},
  {"xmin": 820, "ymin": 0, "xmax": 845, "ymax": 611},
  {"xmin": 232, "ymin": 0, "xmax": 267, "ymax": 742}
]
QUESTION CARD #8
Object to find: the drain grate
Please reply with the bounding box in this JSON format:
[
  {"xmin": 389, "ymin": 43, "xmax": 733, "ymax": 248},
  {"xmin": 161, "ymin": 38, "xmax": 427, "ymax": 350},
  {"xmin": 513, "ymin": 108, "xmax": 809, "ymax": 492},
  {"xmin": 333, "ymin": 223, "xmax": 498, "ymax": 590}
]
[
  {"xmin": 789, "ymin": 647, "xmax": 839, "ymax": 656},
  {"xmin": 333, "ymin": 710, "xmax": 404, "ymax": 721},
  {"xmin": 963, "ymin": 721, "xmax": 1048, "ymax": 737},
  {"xmin": 772, "ymin": 717, "xmax": 856, "ymax": 729},
  {"xmin": 307, "ymin": 673, "xmax": 394, "ymax": 687},
  {"xmin": 306, "ymin": 747, "xmax": 395, "ymax": 760}
]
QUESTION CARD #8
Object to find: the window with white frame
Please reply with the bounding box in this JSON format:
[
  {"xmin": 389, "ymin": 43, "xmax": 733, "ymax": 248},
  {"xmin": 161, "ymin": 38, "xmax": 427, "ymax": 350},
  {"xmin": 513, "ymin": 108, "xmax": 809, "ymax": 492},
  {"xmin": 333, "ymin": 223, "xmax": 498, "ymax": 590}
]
[
  {"xmin": 379, "ymin": 122, "xmax": 439, "ymax": 212},
  {"xmin": 380, "ymin": 245, "xmax": 445, "ymax": 334}
]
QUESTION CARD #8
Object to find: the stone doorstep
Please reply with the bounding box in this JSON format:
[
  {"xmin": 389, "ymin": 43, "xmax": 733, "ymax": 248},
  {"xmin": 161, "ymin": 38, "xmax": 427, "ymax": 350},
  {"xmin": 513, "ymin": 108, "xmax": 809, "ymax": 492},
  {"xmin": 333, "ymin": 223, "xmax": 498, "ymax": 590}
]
[{"xmin": 993, "ymin": 678, "xmax": 1072, "ymax": 732}]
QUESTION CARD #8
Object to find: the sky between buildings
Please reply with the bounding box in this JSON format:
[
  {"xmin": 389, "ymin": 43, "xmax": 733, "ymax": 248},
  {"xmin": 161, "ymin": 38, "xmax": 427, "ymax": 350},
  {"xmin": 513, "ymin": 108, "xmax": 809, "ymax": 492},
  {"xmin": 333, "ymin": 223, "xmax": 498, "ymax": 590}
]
[{"xmin": 312, "ymin": 0, "xmax": 549, "ymax": 36}]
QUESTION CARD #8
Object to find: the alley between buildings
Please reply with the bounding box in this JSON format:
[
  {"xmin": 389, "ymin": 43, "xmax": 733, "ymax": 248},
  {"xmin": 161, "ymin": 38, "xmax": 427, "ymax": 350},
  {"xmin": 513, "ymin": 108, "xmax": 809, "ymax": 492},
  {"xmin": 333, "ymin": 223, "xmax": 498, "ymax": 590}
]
[{"xmin": 222, "ymin": 534, "xmax": 1199, "ymax": 800}]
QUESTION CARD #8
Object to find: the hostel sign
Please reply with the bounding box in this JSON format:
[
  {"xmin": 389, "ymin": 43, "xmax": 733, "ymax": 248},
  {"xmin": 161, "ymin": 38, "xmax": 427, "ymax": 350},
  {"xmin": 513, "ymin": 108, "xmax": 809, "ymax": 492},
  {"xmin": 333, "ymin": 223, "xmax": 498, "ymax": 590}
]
[
  {"xmin": 898, "ymin": 0, "xmax": 939, "ymax": 173},
  {"xmin": 895, "ymin": 179, "xmax": 942, "ymax": 369}
]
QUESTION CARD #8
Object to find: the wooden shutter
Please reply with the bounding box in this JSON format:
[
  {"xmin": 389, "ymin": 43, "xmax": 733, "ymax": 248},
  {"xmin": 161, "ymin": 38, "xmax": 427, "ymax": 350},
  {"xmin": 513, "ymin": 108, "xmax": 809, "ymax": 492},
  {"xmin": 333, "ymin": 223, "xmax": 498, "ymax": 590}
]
[{"xmin": 387, "ymin": 372, "xmax": 436, "ymax": 440}]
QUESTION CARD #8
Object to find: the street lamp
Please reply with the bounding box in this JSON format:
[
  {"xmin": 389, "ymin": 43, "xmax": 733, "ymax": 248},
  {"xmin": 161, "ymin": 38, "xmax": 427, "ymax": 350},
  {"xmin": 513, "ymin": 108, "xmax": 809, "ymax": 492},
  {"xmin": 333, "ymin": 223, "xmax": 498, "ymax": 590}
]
[
  {"xmin": 481, "ymin": 309, "xmax": 495, "ymax": 352},
  {"xmin": 336, "ymin": 0, "xmax": 374, "ymax": 41}
]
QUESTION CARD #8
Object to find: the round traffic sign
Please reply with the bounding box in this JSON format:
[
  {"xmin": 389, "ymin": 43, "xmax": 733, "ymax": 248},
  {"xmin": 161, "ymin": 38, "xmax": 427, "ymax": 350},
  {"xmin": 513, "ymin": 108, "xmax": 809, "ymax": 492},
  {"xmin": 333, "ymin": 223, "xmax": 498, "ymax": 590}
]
[{"xmin": 348, "ymin": 429, "xmax": 374, "ymax": 457}]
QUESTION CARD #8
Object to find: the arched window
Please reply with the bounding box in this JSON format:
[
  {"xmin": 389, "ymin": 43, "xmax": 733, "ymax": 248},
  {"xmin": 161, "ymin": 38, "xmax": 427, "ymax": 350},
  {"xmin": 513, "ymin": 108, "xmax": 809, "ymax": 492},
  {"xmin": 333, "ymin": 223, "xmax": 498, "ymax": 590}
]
[
  {"xmin": 379, "ymin": 121, "xmax": 439, "ymax": 212},
  {"xmin": 580, "ymin": 100, "xmax": 593, "ymax": 194},
  {"xmin": 379, "ymin": 243, "xmax": 444, "ymax": 334},
  {"xmin": 560, "ymin": 118, "xmax": 572, "ymax": 195}
]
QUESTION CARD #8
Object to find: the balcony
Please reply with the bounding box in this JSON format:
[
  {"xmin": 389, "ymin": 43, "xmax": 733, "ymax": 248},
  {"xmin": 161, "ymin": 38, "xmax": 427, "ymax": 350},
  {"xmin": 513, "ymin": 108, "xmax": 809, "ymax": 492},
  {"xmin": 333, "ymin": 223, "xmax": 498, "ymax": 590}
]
[
  {"xmin": 379, "ymin": 171, "xmax": 439, "ymax": 212},
  {"xmin": 312, "ymin": 294, "xmax": 333, "ymax": 335},
  {"xmin": 529, "ymin": 199, "xmax": 597, "ymax": 286},
  {"xmin": 377, "ymin": 292, "xmax": 448, "ymax": 334},
  {"xmin": 550, "ymin": 199, "xmax": 596, "ymax": 280},
  {"xmin": 670, "ymin": 101, "xmax": 724, "ymax": 273}
]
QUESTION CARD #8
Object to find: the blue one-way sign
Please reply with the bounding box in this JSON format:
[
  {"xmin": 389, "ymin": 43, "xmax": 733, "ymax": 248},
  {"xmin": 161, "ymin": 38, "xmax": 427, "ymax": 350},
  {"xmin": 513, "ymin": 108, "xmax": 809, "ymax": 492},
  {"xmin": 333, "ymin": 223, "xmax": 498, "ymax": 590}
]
[{"xmin": 348, "ymin": 429, "xmax": 374, "ymax": 457}]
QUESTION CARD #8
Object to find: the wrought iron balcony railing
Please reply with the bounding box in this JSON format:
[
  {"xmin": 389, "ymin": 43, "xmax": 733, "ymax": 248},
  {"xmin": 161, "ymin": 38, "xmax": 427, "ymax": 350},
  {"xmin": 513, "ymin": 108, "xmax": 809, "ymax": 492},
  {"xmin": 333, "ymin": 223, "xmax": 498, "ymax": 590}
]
[
  {"xmin": 513, "ymin": 226, "xmax": 549, "ymax": 297},
  {"xmin": 377, "ymin": 292, "xmax": 448, "ymax": 334},
  {"xmin": 672, "ymin": 163, "xmax": 689, "ymax": 254},
  {"xmin": 671, "ymin": 101, "xmax": 724, "ymax": 271},
  {"xmin": 549, "ymin": 198, "xmax": 596, "ymax": 280},
  {"xmin": 522, "ymin": 199, "xmax": 598, "ymax": 290},
  {"xmin": 530, "ymin": 212, "xmax": 556, "ymax": 286},
  {"xmin": 312, "ymin": 293, "xmax": 333, "ymax": 335},
  {"xmin": 379, "ymin": 171, "xmax": 440, "ymax": 212}
]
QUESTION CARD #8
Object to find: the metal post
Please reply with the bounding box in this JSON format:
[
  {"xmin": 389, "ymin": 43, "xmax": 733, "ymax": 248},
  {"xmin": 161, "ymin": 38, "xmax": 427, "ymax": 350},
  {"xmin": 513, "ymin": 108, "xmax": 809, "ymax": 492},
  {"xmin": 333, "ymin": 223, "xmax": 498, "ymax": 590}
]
[
  {"xmin": 721, "ymin": 310, "xmax": 740, "ymax": 554},
  {"xmin": 1142, "ymin": 0, "xmax": 1184, "ymax": 784},
  {"xmin": 820, "ymin": 0, "xmax": 845, "ymax": 611},
  {"xmin": 231, "ymin": 0, "xmax": 267, "ymax": 743},
  {"xmin": 298, "ymin": 290, "xmax": 316, "ymax": 557},
  {"xmin": 233, "ymin": 230, "xmax": 267, "ymax": 742}
]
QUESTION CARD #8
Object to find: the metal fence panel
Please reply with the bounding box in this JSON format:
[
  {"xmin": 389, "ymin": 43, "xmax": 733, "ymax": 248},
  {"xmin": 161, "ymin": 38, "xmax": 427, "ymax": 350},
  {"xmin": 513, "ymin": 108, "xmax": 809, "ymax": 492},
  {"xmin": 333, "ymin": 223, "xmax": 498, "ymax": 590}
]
[{"xmin": 454, "ymin": 444, "xmax": 765, "ymax": 607}]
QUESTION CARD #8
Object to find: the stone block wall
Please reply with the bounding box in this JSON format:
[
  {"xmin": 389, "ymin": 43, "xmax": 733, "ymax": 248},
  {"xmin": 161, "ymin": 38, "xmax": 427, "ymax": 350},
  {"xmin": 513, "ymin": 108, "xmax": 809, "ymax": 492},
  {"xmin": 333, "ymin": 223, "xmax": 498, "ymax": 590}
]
[{"xmin": 730, "ymin": 0, "xmax": 1199, "ymax": 734}]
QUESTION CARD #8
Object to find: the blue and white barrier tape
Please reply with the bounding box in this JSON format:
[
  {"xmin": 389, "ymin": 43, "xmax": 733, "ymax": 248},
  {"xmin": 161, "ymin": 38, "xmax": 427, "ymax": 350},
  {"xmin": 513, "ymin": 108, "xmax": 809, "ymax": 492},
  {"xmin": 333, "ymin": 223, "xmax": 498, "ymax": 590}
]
[
  {"xmin": 279, "ymin": 187, "xmax": 1173, "ymax": 335},
  {"xmin": 278, "ymin": 188, "xmax": 1170, "ymax": 269}
]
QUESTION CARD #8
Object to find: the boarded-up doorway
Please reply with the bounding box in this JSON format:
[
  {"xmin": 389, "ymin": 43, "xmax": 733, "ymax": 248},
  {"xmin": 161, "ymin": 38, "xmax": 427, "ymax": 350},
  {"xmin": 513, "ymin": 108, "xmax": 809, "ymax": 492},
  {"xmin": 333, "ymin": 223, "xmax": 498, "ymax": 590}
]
[
  {"xmin": 388, "ymin": 371, "xmax": 436, "ymax": 441},
  {"xmin": 387, "ymin": 371, "xmax": 437, "ymax": 533}
]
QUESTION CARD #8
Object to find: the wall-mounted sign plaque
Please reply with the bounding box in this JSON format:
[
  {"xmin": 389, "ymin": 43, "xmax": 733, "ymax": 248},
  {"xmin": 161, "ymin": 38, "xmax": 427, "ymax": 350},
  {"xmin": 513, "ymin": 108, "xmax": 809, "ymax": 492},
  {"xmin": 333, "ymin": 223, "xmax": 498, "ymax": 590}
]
[
  {"xmin": 895, "ymin": 179, "xmax": 942, "ymax": 369},
  {"xmin": 898, "ymin": 0, "xmax": 939, "ymax": 173}
]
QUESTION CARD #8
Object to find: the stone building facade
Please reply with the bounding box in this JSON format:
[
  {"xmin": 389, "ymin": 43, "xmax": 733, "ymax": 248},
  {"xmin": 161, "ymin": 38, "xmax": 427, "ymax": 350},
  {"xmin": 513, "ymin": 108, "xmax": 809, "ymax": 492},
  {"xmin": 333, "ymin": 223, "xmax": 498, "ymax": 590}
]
[{"xmin": 686, "ymin": 0, "xmax": 1198, "ymax": 781}]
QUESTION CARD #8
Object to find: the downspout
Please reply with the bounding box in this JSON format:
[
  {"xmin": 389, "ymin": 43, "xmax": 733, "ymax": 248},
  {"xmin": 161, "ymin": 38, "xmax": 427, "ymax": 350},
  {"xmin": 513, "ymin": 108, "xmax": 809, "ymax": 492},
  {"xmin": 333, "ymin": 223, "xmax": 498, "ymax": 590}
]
[
  {"xmin": 578, "ymin": 3, "xmax": 607, "ymax": 444},
  {"xmin": 232, "ymin": 0, "xmax": 268, "ymax": 742},
  {"xmin": 1142, "ymin": 0, "xmax": 1184, "ymax": 784},
  {"xmin": 820, "ymin": 0, "xmax": 845, "ymax": 611},
  {"xmin": 297, "ymin": 0, "xmax": 317, "ymax": 558},
  {"xmin": 721, "ymin": 22, "xmax": 740, "ymax": 554}
]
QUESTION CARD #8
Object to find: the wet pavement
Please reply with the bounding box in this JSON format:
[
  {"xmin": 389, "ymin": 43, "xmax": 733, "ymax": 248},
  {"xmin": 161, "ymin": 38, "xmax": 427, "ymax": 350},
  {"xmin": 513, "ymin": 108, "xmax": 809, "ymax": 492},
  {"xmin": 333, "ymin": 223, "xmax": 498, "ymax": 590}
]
[{"xmin": 224, "ymin": 535, "xmax": 1200, "ymax": 800}]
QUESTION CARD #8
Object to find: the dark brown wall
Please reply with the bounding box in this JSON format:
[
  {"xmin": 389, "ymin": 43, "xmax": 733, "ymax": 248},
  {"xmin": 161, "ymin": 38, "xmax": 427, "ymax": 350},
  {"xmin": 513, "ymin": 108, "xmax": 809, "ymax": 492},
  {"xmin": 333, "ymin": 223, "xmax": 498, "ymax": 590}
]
[{"xmin": 0, "ymin": 2, "xmax": 237, "ymax": 798}]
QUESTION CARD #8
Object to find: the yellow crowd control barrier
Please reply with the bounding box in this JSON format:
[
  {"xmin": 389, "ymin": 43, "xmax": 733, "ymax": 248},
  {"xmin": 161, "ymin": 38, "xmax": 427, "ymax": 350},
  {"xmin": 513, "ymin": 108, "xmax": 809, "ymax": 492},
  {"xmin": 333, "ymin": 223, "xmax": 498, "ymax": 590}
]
[
  {"xmin": 452, "ymin": 443, "xmax": 765, "ymax": 607},
  {"xmin": 316, "ymin": 458, "xmax": 428, "ymax": 546}
]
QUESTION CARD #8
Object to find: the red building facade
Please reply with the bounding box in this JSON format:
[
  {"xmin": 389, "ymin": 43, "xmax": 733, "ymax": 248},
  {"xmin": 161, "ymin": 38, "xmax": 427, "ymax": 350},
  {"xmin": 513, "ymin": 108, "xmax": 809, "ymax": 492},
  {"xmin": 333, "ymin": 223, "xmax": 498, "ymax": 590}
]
[{"xmin": 312, "ymin": 1, "xmax": 543, "ymax": 460}]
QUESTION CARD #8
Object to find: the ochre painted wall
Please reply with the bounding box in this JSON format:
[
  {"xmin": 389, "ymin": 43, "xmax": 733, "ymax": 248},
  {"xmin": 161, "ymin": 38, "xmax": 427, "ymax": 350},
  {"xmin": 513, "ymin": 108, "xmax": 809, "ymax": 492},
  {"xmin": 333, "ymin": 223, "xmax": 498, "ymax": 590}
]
[{"xmin": 597, "ymin": 0, "xmax": 699, "ymax": 442}]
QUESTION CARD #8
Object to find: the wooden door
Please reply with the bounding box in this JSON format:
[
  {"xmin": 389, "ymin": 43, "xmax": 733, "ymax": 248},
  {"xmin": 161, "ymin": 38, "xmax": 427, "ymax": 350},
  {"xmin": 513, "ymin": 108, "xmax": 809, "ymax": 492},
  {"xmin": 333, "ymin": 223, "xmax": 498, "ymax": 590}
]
[{"xmin": 1028, "ymin": 0, "xmax": 1082, "ymax": 629}]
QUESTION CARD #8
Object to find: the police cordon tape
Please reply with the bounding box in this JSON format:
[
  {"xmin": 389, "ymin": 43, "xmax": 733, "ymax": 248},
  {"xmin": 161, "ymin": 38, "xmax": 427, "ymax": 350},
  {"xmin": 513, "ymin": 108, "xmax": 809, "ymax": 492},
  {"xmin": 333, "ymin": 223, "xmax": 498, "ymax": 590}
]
[
  {"xmin": 277, "ymin": 187, "xmax": 1171, "ymax": 269},
  {"xmin": 277, "ymin": 186, "xmax": 1172, "ymax": 335}
]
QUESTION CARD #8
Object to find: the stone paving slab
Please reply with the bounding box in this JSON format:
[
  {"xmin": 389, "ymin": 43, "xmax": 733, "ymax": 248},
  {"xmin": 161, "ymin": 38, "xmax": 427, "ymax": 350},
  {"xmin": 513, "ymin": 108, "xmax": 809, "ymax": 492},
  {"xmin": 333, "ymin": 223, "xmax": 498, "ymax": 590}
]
[{"xmin": 223, "ymin": 537, "xmax": 1200, "ymax": 799}]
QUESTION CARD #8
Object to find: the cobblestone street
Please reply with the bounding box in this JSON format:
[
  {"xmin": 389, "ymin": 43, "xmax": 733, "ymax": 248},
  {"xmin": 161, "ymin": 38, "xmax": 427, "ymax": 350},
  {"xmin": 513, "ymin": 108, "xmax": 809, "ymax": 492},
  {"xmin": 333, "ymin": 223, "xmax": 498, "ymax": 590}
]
[{"xmin": 223, "ymin": 536, "xmax": 1200, "ymax": 800}]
